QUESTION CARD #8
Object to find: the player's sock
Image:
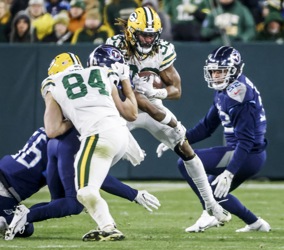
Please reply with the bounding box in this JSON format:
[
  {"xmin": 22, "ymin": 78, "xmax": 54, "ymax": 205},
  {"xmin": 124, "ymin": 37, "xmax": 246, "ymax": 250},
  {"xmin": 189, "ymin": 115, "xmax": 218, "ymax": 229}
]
[
  {"xmin": 26, "ymin": 198, "xmax": 84, "ymax": 223},
  {"xmin": 183, "ymin": 155, "xmax": 215, "ymax": 206},
  {"xmin": 101, "ymin": 175, "xmax": 138, "ymax": 201}
]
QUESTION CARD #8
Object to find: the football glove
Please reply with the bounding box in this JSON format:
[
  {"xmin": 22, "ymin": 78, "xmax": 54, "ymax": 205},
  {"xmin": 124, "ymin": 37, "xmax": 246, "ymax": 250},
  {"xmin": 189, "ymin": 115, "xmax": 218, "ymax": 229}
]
[
  {"xmin": 134, "ymin": 74, "xmax": 156, "ymax": 97},
  {"xmin": 173, "ymin": 121, "xmax": 186, "ymax": 146},
  {"xmin": 156, "ymin": 143, "xmax": 170, "ymax": 158},
  {"xmin": 134, "ymin": 190, "xmax": 161, "ymax": 212},
  {"xmin": 111, "ymin": 62, "xmax": 130, "ymax": 81},
  {"xmin": 211, "ymin": 170, "xmax": 234, "ymax": 198}
]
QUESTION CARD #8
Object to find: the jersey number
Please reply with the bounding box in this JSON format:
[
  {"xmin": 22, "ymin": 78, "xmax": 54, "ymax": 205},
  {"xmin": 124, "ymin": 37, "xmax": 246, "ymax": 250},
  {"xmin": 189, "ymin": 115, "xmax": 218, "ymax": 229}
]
[{"xmin": 62, "ymin": 69, "xmax": 109, "ymax": 99}]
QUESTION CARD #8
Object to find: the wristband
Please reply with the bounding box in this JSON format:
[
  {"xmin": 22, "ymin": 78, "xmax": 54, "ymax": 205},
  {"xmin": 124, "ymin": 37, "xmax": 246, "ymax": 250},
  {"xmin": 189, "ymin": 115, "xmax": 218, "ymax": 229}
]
[
  {"xmin": 154, "ymin": 89, "xmax": 168, "ymax": 99},
  {"xmin": 160, "ymin": 112, "xmax": 172, "ymax": 125}
]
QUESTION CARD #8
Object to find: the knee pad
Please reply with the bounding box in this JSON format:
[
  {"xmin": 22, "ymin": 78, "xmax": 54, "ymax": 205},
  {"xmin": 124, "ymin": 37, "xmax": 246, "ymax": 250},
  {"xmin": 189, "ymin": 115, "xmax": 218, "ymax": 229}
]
[{"xmin": 77, "ymin": 186, "xmax": 100, "ymax": 205}]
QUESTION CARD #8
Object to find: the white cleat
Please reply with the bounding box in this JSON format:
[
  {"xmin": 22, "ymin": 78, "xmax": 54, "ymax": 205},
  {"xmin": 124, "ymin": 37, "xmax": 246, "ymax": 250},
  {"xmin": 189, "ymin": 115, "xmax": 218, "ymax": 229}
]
[
  {"xmin": 0, "ymin": 216, "xmax": 8, "ymax": 237},
  {"xmin": 185, "ymin": 210, "xmax": 224, "ymax": 233},
  {"xmin": 5, "ymin": 204, "xmax": 30, "ymax": 240},
  {"xmin": 236, "ymin": 218, "xmax": 271, "ymax": 232},
  {"xmin": 207, "ymin": 202, "xmax": 232, "ymax": 223}
]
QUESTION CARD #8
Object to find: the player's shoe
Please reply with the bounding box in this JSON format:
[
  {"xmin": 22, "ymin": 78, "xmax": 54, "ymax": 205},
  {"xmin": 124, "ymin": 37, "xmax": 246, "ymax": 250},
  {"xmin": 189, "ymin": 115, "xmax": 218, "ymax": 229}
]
[
  {"xmin": 207, "ymin": 202, "xmax": 232, "ymax": 223},
  {"xmin": 0, "ymin": 216, "xmax": 8, "ymax": 237},
  {"xmin": 185, "ymin": 210, "xmax": 224, "ymax": 233},
  {"xmin": 82, "ymin": 228, "xmax": 125, "ymax": 241},
  {"xmin": 5, "ymin": 204, "xmax": 30, "ymax": 240},
  {"xmin": 236, "ymin": 218, "xmax": 271, "ymax": 232}
]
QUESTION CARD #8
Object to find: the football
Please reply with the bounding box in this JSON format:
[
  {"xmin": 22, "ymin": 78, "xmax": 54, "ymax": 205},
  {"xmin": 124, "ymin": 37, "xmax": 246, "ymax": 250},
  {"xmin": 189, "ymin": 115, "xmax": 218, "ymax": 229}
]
[{"xmin": 138, "ymin": 71, "xmax": 164, "ymax": 89}]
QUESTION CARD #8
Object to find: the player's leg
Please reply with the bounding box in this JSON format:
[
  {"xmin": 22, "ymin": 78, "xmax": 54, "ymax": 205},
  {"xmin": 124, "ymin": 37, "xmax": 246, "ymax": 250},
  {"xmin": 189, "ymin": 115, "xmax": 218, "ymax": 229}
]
[
  {"xmin": 76, "ymin": 127, "xmax": 128, "ymax": 241},
  {"xmin": 178, "ymin": 147, "xmax": 270, "ymax": 232}
]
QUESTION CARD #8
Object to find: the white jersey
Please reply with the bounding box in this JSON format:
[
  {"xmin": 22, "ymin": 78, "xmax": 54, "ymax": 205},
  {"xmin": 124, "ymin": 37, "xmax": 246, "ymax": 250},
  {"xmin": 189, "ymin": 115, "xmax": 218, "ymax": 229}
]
[
  {"xmin": 106, "ymin": 35, "xmax": 177, "ymax": 108},
  {"xmin": 41, "ymin": 66, "xmax": 126, "ymax": 139}
]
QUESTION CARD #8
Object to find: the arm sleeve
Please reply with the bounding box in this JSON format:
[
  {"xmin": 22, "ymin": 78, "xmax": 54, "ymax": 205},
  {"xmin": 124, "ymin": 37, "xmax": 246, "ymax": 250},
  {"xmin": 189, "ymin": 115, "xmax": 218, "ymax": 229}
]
[
  {"xmin": 186, "ymin": 104, "xmax": 221, "ymax": 144},
  {"xmin": 226, "ymin": 102, "xmax": 256, "ymax": 174}
]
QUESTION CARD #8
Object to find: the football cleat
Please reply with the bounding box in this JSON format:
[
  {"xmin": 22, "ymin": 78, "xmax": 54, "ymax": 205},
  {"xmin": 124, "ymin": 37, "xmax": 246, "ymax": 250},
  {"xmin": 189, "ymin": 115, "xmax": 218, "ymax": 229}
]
[
  {"xmin": 185, "ymin": 210, "xmax": 224, "ymax": 233},
  {"xmin": 207, "ymin": 202, "xmax": 232, "ymax": 223},
  {"xmin": 0, "ymin": 216, "xmax": 8, "ymax": 237},
  {"xmin": 236, "ymin": 218, "xmax": 271, "ymax": 232},
  {"xmin": 5, "ymin": 204, "xmax": 30, "ymax": 240},
  {"xmin": 82, "ymin": 228, "xmax": 125, "ymax": 241}
]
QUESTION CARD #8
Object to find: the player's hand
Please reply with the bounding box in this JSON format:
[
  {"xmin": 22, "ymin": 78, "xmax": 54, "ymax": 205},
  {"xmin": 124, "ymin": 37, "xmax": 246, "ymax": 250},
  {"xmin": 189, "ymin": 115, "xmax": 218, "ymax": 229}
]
[
  {"xmin": 134, "ymin": 190, "xmax": 161, "ymax": 212},
  {"xmin": 211, "ymin": 170, "xmax": 234, "ymax": 198},
  {"xmin": 134, "ymin": 74, "xmax": 156, "ymax": 98},
  {"xmin": 111, "ymin": 62, "xmax": 130, "ymax": 81},
  {"xmin": 156, "ymin": 143, "xmax": 170, "ymax": 157},
  {"xmin": 173, "ymin": 121, "xmax": 186, "ymax": 145}
]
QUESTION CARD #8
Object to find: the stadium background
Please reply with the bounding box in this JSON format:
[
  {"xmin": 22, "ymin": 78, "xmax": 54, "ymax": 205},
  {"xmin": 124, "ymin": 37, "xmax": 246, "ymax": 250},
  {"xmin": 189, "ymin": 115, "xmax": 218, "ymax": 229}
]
[{"xmin": 0, "ymin": 42, "xmax": 282, "ymax": 180}]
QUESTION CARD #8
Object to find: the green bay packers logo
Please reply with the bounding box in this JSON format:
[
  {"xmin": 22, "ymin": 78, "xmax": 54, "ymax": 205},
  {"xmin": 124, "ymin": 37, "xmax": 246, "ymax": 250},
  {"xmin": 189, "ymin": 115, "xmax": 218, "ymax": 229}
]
[{"xmin": 129, "ymin": 12, "xmax": 137, "ymax": 22}]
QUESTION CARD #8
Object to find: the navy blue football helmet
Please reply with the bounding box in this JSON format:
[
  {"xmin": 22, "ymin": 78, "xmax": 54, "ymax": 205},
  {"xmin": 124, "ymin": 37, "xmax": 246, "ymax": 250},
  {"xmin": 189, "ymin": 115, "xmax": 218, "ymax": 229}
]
[
  {"xmin": 87, "ymin": 44, "xmax": 125, "ymax": 68},
  {"xmin": 204, "ymin": 46, "xmax": 244, "ymax": 90}
]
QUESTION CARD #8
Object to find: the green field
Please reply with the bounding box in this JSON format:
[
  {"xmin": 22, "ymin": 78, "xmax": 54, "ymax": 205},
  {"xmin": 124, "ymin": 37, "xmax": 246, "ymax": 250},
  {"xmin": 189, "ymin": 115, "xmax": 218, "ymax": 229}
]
[{"xmin": 0, "ymin": 181, "xmax": 283, "ymax": 250}]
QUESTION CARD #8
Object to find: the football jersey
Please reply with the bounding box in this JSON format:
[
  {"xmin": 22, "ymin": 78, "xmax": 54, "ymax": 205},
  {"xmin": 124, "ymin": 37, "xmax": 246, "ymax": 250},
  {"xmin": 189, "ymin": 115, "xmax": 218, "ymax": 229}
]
[
  {"xmin": 188, "ymin": 75, "xmax": 267, "ymax": 146},
  {"xmin": 106, "ymin": 35, "xmax": 177, "ymax": 108},
  {"xmin": 0, "ymin": 128, "xmax": 48, "ymax": 200},
  {"xmin": 106, "ymin": 35, "xmax": 176, "ymax": 77},
  {"xmin": 41, "ymin": 66, "xmax": 126, "ymax": 139}
]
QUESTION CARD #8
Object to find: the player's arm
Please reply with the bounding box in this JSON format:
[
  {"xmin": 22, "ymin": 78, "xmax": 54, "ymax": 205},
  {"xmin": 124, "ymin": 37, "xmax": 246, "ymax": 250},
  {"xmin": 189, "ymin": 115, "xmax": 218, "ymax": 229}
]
[
  {"xmin": 44, "ymin": 92, "xmax": 73, "ymax": 138},
  {"xmin": 160, "ymin": 64, "xmax": 181, "ymax": 100},
  {"xmin": 135, "ymin": 92, "xmax": 177, "ymax": 128},
  {"xmin": 112, "ymin": 78, "xmax": 138, "ymax": 122}
]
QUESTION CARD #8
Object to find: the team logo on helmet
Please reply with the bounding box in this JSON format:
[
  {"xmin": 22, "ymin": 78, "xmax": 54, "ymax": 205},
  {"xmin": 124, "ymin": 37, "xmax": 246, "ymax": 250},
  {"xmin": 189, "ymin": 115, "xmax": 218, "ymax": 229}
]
[
  {"xmin": 129, "ymin": 12, "xmax": 137, "ymax": 22},
  {"xmin": 230, "ymin": 50, "xmax": 241, "ymax": 65},
  {"xmin": 108, "ymin": 48, "xmax": 123, "ymax": 62}
]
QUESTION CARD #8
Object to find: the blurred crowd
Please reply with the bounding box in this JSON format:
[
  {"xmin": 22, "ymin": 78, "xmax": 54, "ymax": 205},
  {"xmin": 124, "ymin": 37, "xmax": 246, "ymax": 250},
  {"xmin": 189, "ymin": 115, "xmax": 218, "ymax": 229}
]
[{"xmin": 0, "ymin": 0, "xmax": 283, "ymax": 45}]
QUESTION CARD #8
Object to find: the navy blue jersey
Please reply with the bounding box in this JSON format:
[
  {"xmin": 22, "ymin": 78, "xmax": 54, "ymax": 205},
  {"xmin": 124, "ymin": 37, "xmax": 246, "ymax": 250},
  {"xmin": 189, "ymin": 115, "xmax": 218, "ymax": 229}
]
[
  {"xmin": 0, "ymin": 128, "xmax": 48, "ymax": 200},
  {"xmin": 186, "ymin": 75, "xmax": 267, "ymax": 174}
]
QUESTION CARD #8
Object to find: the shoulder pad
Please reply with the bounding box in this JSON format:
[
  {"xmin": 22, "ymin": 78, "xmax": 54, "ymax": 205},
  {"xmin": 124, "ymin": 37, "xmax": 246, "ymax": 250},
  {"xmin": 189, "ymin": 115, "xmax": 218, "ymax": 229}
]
[
  {"xmin": 226, "ymin": 81, "xmax": 247, "ymax": 103},
  {"xmin": 41, "ymin": 77, "xmax": 55, "ymax": 98},
  {"xmin": 158, "ymin": 40, "xmax": 176, "ymax": 71}
]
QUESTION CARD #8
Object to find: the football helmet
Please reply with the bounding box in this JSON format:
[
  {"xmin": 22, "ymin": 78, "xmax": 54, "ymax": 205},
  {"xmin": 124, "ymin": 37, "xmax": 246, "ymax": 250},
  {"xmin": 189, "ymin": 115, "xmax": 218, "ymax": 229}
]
[
  {"xmin": 87, "ymin": 44, "xmax": 125, "ymax": 68},
  {"xmin": 126, "ymin": 6, "xmax": 162, "ymax": 55},
  {"xmin": 204, "ymin": 46, "xmax": 244, "ymax": 90},
  {"xmin": 48, "ymin": 52, "xmax": 82, "ymax": 76}
]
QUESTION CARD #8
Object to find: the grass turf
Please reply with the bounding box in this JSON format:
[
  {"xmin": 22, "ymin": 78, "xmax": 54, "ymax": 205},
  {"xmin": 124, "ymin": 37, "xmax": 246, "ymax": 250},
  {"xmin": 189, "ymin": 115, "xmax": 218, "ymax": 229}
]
[{"xmin": 0, "ymin": 181, "xmax": 283, "ymax": 250}]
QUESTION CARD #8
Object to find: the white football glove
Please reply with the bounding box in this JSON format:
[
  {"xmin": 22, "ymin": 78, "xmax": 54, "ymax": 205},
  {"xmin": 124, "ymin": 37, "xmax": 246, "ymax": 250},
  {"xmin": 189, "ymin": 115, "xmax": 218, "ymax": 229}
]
[
  {"xmin": 111, "ymin": 62, "xmax": 130, "ymax": 81},
  {"xmin": 134, "ymin": 74, "xmax": 156, "ymax": 98},
  {"xmin": 156, "ymin": 143, "xmax": 170, "ymax": 158},
  {"xmin": 173, "ymin": 121, "xmax": 186, "ymax": 146},
  {"xmin": 211, "ymin": 170, "xmax": 234, "ymax": 198},
  {"xmin": 134, "ymin": 190, "xmax": 161, "ymax": 212}
]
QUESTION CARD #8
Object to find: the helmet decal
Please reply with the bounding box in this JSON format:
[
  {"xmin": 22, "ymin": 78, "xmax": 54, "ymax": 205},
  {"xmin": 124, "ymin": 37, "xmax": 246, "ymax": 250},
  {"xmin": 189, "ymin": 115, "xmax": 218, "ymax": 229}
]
[{"xmin": 129, "ymin": 12, "xmax": 137, "ymax": 22}]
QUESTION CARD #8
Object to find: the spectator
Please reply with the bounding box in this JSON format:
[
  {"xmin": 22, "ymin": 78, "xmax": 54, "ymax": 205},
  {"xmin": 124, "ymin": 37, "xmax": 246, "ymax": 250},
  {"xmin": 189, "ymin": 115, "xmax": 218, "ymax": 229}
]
[
  {"xmin": 163, "ymin": 0, "xmax": 210, "ymax": 41},
  {"xmin": 142, "ymin": 0, "xmax": 173, "ymax": 41},
  {"xmin": 9, "ymin": 10, "xmax": 36, "ymax": 42},
  {"xmin": 24, "ymin": 0, "xmax": 54, "ymax": 41},
  {"xmin": 255, "ymin": 10, "xmax": 284, "ymax": 43},
  {"xmin": 45, "ymin": 0, "xmax": 70, "ymax": 17},
  {"xmin": 68, "ymin": 0, "xmax": 86, "ymax": 33},
  {"xmin": 0, "ymin": 0, "xmax": 12, "ymax": 42},
  {"xmin": 71, "ymin": 8, "xmax": 113, "ymax": 44},
  {"xmin": 41, "ymin": 10, "xmax": 73, "ymax": 44},
  {"xmin": 103, "ymin": 0, "xmax": 139, "ymax": 35},
  {"xmin": 10, "ymin": 0, "xmax": 29, "ymax": 19},
  {"xmin": 201, "ymin": 0, "xmax": 256, "ymax": 44}
]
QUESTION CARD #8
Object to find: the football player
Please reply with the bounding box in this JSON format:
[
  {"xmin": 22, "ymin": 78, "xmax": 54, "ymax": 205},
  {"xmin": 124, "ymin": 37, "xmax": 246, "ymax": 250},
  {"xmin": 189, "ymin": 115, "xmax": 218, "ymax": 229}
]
[
  {"xmin": 106, "ymin": 6, "xmax": 231, "ymax": 224},
  {"xmin": 2, "ymin": 126, "xmax": 159, "ymax": 239},
  {"xmin": 157, "ymin": 46, "xmax": 271, "ymax": 233}
]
